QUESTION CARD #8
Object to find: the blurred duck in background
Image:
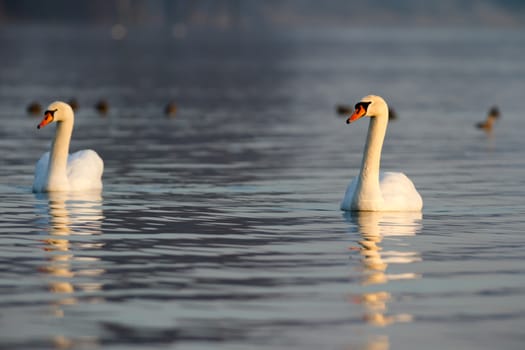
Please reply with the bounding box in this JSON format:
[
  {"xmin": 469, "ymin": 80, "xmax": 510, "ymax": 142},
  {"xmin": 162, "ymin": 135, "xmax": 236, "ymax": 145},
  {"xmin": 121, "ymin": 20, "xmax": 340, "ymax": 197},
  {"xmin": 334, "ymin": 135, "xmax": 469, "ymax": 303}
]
[
  {"xmin": 476, "ymin": 106, "xmax": 500, "ymax": 131},
  {"xmin": 27, "ymin": 101, "xmax": 42, "ymax": 116},
  {"xmin": 68, "ymin": 98, "xmax": 79, "ymax": 112},
  {"xmin": 164, "ymin": 101, "xmax": 178, "ymax": 118},
  {"xmin": 336, "ymin": 104, "xmax": 352, "ymax": 116},
  {"xmin": 95, "ymin": 99, "xmax": 109, "ymax": 116}
]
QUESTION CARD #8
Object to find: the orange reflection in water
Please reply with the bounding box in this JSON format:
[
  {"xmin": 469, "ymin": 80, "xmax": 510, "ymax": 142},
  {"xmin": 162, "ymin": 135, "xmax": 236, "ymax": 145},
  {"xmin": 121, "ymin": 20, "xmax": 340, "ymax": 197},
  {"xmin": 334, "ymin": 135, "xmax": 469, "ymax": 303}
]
[
  {"xmin": 37, "ymin": 191, "xmax": 105, "ymax": 348},
  {"xmin": 346, "ymin": 211, "xmax": 422, "ymax": 328}
]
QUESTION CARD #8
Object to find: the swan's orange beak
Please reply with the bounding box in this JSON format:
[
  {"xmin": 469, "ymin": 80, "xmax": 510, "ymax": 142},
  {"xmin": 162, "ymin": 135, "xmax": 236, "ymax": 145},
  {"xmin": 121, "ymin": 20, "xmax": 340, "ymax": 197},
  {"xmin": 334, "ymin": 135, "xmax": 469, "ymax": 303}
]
[
  {"xmin": 37, "ymin": 111, "xmax": 54, "ymax": 129},
  {"xmin": 346, "ymin": 104, "xmax": 367, "ymax": 124}
]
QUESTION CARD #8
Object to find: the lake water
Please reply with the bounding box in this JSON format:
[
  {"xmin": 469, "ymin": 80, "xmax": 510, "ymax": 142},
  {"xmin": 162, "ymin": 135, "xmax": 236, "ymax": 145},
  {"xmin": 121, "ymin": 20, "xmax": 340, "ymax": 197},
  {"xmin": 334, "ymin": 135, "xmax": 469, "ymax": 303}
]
[{"xmin": 1, "ymin": 25, "xmax": 525, "ymax": 350}]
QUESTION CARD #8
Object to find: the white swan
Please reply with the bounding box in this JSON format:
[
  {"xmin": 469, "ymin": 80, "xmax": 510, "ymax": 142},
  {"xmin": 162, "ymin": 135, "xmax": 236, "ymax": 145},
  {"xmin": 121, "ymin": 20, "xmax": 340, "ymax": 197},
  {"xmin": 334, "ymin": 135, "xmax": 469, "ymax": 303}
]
[
  {"xmin": 340, "ymin": 95, "xmax": 422, "ymax": 211},
  {"xmin": 33, "ymin": 101, "xmax": 103, "ymax": 193}
]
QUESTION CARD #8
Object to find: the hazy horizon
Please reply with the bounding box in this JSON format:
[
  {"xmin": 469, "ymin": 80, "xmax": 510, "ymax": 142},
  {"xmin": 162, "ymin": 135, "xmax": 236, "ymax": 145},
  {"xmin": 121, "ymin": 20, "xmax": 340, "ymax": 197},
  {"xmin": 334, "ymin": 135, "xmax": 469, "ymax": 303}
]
[{"xmin": 1, "ymin": 0, "xmax": 524, "ymax": 28}]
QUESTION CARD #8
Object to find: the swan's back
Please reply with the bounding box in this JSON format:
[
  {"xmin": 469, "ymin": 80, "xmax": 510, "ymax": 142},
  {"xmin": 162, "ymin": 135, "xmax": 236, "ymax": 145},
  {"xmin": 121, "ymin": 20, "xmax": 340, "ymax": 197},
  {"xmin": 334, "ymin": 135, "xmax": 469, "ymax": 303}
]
[
  {"xmin": 379, "ymin": 172, "xmax": 422, "ymax": 211},
  {"xmin": 67, "ymin": 150, "xmax": 104, "ymax": 191}
]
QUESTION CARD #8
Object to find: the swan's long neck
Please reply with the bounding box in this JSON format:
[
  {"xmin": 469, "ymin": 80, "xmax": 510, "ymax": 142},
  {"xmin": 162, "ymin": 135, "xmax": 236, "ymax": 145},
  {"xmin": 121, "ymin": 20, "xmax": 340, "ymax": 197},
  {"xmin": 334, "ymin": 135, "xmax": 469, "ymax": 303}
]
[
  {"xmin": 353, "ymin": 113, "xmax": 388, "ymax": 210},
  {"xmin": 47, "ymin": 119, "xmax": 73, "ymax": 190},
  {"xmin": 360, "ymin": 115, "xmax": 387, "ymax": 179}
]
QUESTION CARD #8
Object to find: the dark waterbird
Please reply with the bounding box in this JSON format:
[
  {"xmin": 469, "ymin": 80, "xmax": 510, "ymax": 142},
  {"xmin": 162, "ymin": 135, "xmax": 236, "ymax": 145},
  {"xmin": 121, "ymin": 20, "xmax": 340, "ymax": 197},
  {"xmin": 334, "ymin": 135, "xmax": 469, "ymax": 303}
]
[
  {"xmin": 95, "ymin": 99, "xmax": 109, "ymax": 116},
  {"xmin": 27, "ymin": 101, "xmax": 42, "ymax": 116},
  {"xmin": 476, "ymin": 106, "xmax": 500, "ymax": 131},
  {"xmin": 68, "ymin": 98, "xmax": 79, "ymax": 111},
  {"xmin": 164, "ymin": 102, "xmax": 178, "ymax": 118}
]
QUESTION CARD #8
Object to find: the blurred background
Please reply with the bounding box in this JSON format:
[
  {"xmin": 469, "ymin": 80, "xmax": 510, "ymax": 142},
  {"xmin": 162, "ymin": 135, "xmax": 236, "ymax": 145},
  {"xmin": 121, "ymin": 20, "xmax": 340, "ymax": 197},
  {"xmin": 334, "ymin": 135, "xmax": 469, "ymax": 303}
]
[
  {"xmin": 1, "ymin": 0, "xmax": 524, "ymax": 115},
  {"xmin": 1, "ymin": 0, "xmax": 525, "ymax": 28}
]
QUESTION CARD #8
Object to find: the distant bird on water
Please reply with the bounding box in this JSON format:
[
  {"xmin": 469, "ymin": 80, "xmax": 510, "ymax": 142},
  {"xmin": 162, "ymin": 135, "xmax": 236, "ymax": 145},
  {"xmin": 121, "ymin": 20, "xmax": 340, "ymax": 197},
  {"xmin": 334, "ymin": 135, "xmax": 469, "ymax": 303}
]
[
  {"xmin": 27, "ymin": 101, "xmax": 42, "ymax": 116},
  {"xmin": 95, "ymin": 99, "xmax": 109, "ymax": 116},
  {"xmin": 164, "ymin": 102, "xmax": 178, "ymax": 118},
  {"xmin": 68, "ymin": 98, "xmax": 79, "ymax": 111},
  {"xmin": 336, "ymin": 104, "xmax": 352, "ymax": 116},
  {"xmin": 476, "ymin": 106, "xmax": 500, "ymax": 131},
  {"xmin": 387, "ymin": 107, "xmax": 398, "ymax": 121},
  {"xmin": 336, "ymin": 104, "xmax": 398, "ymax": 120}
]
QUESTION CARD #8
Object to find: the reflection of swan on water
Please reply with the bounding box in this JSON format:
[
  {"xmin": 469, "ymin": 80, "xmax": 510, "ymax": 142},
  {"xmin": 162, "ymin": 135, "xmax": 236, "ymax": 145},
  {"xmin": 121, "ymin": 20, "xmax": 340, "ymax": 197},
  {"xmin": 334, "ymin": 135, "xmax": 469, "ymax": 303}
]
[
  {"xmin": 35, "ymin": 191, "xmax": 105, "ymax": 315},
  {"xmin": 343, "ymin": 334, "xmax": 390, "ymax": 350},
  {"xmin": 37, "ymin": 191, "xmax": 105, "ymax": 237},
  {"xmin": 346, "ymin": 211, "xmax": 422, "ymax": 281},
  {"xmin": 345, "ymin": 211, "xmax": 422, "ymax": 327}
]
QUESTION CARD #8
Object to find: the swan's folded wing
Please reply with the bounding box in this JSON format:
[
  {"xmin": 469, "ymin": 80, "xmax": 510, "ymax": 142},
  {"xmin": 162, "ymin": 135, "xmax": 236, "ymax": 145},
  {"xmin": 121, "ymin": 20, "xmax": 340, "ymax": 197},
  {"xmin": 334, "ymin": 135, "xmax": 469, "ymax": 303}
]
[
  {"xmin": 32, "ymin": 152, "xmax": 50, "ymax": 192},
  {"xmin": 379, "ymin": 172, "xmax": 423, "ymax": 211},
  {"xmin": 67, "ymin": 149, "xmax": 104, "ymax": 191}
]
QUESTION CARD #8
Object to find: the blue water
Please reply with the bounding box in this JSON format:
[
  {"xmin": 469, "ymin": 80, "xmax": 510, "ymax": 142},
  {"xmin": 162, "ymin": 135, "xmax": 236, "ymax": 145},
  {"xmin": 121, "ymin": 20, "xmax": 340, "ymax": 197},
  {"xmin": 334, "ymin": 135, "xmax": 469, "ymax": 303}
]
[{"xmin": 0, "ymin": 25, "xmax": 524, "ymax": 349}]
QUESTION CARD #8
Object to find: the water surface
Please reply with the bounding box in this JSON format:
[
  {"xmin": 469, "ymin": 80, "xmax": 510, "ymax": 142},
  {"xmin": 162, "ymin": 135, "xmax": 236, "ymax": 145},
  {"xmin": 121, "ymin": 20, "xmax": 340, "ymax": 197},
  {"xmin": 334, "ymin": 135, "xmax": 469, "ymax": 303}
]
[{"xmin": 0, "ymin": 25, "xmax": 525, "ymax": 349}]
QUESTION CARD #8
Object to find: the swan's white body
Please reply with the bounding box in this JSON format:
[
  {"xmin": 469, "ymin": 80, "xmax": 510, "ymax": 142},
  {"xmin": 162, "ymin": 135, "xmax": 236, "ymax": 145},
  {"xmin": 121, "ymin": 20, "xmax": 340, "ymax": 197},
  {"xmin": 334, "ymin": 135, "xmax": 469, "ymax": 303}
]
[
  {"xmin": 32, "ymin": 101, "xmax": 103, "ymax": 193},
  {"xmin": 340, "ymin": 95, "xmax": 422, "ymax": 212}
]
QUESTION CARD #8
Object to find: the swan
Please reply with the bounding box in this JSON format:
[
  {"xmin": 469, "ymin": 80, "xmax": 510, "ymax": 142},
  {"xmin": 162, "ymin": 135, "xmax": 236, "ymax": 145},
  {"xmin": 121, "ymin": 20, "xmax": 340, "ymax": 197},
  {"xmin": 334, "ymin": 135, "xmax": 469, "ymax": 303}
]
[
  {"xmin": 32, "ymin": 101, "xmax": 104, "ymax": 193},
  {"xmin": 340, "ymin": 95, "xmax": 422, "ymax": 212}
]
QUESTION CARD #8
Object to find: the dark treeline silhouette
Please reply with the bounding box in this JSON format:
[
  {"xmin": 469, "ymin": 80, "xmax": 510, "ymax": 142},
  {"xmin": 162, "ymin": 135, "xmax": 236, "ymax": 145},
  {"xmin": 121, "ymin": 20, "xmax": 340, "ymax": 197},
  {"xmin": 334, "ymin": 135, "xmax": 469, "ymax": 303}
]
[{"xmin": 0, "ymin": 0, "xmax": 524, "ymax": 26}]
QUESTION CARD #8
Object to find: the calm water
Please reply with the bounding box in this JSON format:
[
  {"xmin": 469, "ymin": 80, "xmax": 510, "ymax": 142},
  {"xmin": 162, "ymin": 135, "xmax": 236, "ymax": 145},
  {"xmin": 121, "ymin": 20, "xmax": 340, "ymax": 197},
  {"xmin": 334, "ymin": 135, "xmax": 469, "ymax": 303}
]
[{"xmin": 1, "ymin": 25, "xmax": 525, "ymax": 349}]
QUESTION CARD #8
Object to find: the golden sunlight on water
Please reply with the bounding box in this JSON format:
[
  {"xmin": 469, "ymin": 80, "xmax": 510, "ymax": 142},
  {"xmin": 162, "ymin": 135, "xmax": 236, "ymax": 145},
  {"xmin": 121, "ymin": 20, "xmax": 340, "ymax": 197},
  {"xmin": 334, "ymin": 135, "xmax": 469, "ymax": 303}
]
[
  {"xmin": 347, "ymin": 212, "xmax": 422, "ymax": 328},
  {"xmin": 343, "ymin": 335, "xmax": 390, "ymax": 350},
  {"xmin": 52, "ymin": 335, "xmax": 98, "ymax": 350}
]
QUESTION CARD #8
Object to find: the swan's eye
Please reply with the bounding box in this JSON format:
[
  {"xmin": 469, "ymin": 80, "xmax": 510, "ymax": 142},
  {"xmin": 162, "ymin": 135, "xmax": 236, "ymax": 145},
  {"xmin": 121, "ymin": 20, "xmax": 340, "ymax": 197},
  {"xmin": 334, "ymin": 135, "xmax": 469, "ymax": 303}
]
[
  {"xmin": 354, "ymin": 102, "xmax": 371, "ymax": 111},
  {"xmin": 44, "ymin": 109, "xmax": 57, "ymax": 117},
  {"xmin": 43, "ymin": 109, "xmax": 57, "ymax": 123}
]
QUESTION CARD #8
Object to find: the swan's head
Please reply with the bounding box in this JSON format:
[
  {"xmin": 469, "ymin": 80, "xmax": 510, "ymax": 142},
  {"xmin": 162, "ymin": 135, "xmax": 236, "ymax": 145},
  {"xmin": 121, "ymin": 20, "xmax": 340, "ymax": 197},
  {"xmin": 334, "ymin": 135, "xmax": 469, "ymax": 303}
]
[
  {"xmin": 346, "ymin": 95, "xmax": 388, "ymax": 124},
  {"xmin": 37, "ymin": 101, "xmax": 74, "ymax": 129}
]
